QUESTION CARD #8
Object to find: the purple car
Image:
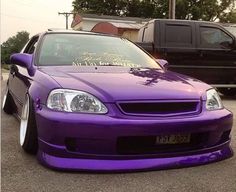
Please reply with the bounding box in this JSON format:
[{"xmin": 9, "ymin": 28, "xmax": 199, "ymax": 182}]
[{"xmin": 2, "ymin": 30, "xmax": 233, "ymax": 172}]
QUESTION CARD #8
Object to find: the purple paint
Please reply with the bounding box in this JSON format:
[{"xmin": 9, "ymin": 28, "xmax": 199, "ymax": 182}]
[
  {"xmin": 10, "ymin": 53, "xmax": 36, "ymax": 76},
  {"xmin": 6, "ymin": 31, "xmax": 234, "ymax": 172}
]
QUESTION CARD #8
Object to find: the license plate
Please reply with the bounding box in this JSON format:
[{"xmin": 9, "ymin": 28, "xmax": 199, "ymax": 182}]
[{"xmin": 156, "ymin": 134, "xmax": 190, "ymax": 144}]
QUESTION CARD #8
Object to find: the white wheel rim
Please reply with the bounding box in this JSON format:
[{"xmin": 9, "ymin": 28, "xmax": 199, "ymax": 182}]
[
  {"xmin": 20, "ymin": 96, "xmax": 29, "ymax": 146},
  {"xmin": 2, "ymin": 88, "xmax": 8, "ymax": 109}
]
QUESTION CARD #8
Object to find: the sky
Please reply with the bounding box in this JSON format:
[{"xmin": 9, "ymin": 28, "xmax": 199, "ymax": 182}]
[{"xmin": 1, "ymin": 0, "xmax": 74, "ymax": 43}]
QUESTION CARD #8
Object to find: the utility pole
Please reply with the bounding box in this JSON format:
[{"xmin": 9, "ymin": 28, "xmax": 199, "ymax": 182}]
[
  {"xmin": 58, "ymin": 12, "xmax": 74, "ymax": 29},
  {"xmin": 168, "ymin": 0, "xmax": 176, "ymax": 19}
]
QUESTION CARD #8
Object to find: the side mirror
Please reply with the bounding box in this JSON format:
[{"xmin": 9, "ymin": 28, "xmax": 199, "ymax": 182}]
[
  {"xmin": 220, "ymin": 41, "xmax": 235, "ymax": 49},
  {"xmin": 10, "ymin": 53, "xmax": 35, "ymax": 76},
  {"xmin": 228, "ymin": 37, "xmax": 236, "ymax": 50},
  {"xmin": 156, "ymin": 59, "xmax": 169, "ymax": 70},
  {"xmin": 234, "ymin": 39, "xmax": 236, "ymax": 49}
]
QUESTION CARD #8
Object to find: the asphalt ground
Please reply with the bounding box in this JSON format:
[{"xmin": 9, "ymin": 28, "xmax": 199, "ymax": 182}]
[{"xmin": 1, "ymin": 79, "xmax": 236, "ymax": 192}]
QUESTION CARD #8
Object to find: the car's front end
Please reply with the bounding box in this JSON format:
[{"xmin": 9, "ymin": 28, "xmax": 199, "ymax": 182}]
[
  {"xmin": 36, "ymin": 107, "xmax": 233, "ymax": 172},
  {"xmin": 35, "ymin": 66, "xmax": 233, "ymax": 172}
]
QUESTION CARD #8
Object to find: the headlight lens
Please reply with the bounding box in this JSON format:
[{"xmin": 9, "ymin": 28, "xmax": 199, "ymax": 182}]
[
  {"xmin": 47, "ymin": 89, "xmax": 108, "ymax": 114},
  {"xmin": 206, "ymin": 89, "xmax": 223, "ymax": 110}
]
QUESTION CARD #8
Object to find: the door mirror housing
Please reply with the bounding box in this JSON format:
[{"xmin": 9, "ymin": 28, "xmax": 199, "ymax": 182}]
[
  {"xmin": 233, "ymin": 39, "xmax": 236, "ymax": 49},
  {"xmin": 10, "ymin": 53, "xmax": 35, "ymax": 76},
  {"xmin": 156, "ymin": 59, "xmax": 169, "ymax": 70}
]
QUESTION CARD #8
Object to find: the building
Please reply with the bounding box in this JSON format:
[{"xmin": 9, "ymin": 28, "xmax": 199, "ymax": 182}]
[{"xmin": 71, "ymin": 13, "xmax": 150, "ymax": 41}]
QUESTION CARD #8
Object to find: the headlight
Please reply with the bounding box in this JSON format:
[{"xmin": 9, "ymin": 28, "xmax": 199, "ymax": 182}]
[
  {"xmin": 47, "ymin": 89, "xmax": 108, "ymax": 114},
  {"xmin": 206, "ymin": 89, "xmax": 223, "ymax": 110}
]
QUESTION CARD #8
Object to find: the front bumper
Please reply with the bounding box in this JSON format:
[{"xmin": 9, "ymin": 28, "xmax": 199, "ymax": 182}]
[
  {"xmin": 37, "ymin": 143, "xmax": 232, "ymax": 172},
  {"xmin": 35, "ymin": 106, "xmax": 233, "ymax": 172}
]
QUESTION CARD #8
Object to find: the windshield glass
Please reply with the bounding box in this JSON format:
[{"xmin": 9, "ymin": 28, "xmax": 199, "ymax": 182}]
[{"xmin": 38, "ymin": 33, "xmax": 161, "ymax": 69}]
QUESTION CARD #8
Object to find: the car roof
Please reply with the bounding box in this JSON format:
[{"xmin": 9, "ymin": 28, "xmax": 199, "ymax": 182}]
[
  {"xmin": 146, "ymin": 19, "xmax": 226, "ymax": 27},
  {"xmin": 47, "ymin": 29, "xmax": 96, "ymax": 34},
  {"xmin": 33, "ymin": 29, "xmax": 119, "ymax": 39},
  {"xmin": 148, "ymin": 18, "xmax": 211, "ymax": 23},
  {"xmin": 45, "ymin": 29, "xmax": 114, "ymax": 36}
]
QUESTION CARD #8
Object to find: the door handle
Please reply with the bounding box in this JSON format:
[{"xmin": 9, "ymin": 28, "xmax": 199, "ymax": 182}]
[{"xmin": 198, "ymin": 50, "xmax": 204, "ymax": 57}]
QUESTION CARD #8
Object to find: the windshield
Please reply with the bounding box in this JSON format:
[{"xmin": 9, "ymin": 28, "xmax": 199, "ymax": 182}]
[{"xmin": 38, "ymin": 33, "xmax": 161, "ymax": 69}]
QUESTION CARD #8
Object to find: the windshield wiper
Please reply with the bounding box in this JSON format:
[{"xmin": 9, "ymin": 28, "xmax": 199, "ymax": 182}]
[
  {"xmin": 98, "ymin": 64, "xmax": 123, "ymax": 66},
  {"xmin": 131, "ymin": 67, "xmax": 162, "ymax": 70}
]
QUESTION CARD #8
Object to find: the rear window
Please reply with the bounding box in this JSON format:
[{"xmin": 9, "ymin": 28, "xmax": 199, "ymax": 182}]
[
  {"xmin": 38, "ymin": 33, "xmax": 160, "ymax": 69},
  {"xmin": 143, "ymin": 22, "xmax": 154, "ymax": 42}
]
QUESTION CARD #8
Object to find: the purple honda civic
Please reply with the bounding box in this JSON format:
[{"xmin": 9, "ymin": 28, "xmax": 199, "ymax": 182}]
[{"xmin": 2, "ymin": 30, "xmax": 233, "ymax": 172}]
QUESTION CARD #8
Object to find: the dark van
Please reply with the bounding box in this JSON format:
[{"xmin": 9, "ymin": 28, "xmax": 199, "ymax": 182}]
[{"xmin": 137, "ymin": 19, "xmax": 236, "ymax": 96}]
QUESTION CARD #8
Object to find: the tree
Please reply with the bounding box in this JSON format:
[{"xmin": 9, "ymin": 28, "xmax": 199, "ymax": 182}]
[
  {"xmin": 220, "ymin": 10, "xmax": 236, "ymax": 23},
  {"xmin": 72, "ymin": 0, "xmax": 126, "ymax": 16},
  {"xmin": 125, "ymin": 0, "xmax": 156, "ymax": 18},
  {"xmin": 175, "ymin": 0, "xmax": 235, "ymax": 21},
  {"xmin": 1, "ymin": 31, "xmax": 29, "ymax": 64},
  {"xmin": 72, "ymin": 0, "xmax": 236, "ymax": 22}
]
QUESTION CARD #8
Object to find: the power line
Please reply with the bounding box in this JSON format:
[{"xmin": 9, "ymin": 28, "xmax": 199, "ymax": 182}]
[
  {"xmin": 10, "ymin": 0, "xmax": 49, "ymax": 9},
  {"xmin": 1, "ymin": 13, "xmax": 61, "ymax": 25},
  {"xmin": 58, "ymin": 12, "xmax": 74, "ymax": 29}
]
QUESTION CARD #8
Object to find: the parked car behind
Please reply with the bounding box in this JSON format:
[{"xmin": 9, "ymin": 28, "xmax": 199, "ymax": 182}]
[
  {"xmin": 137, "ymin": 19, "xmax": 236, "ymax": 96},
  {"xmin": 2, "ymin": 30, "xmax": 233, "ymax": 172}
]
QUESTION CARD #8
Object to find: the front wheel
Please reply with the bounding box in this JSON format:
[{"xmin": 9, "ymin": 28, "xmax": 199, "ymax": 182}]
[
  {"xmin": 218, "ymin": 88, "xmax": 236, "ymax": 97},
  {"xmin": 20, "ymin": 95, "xmax": 38, "ymax": 154}
]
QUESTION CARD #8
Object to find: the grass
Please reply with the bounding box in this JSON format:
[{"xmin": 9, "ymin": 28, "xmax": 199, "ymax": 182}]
[{"xmin": 1, "ymin": 64, "xmax": 10, "ymax": 73}]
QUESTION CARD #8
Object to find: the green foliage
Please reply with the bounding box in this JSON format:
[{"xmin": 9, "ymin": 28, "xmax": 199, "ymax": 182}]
[
  {"xmin": 72, "ymin": 0, "xmax": 126, "ymax": 16},
  {"xmin": 175, "ymin": 0, "xmax": 235, "ymax": 21},
  {"xmin": 220, "ymin": 10, "xmax": 236, "ymax": 23},
  {"xmin": 1, "ymin": 31, "xmax": 29, "ymax": 64},
  {"xmin": 72, "ymin": 0, "xmax": 161, "ymax": 17},
  {"xmin": 72, "ymin": 0, "xmax": 236, "ymax": 22}
]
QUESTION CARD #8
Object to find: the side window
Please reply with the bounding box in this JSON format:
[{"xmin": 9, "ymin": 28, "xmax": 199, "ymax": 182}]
[
  {"xmin": 138, "ymin": 27, "xmax": 145, "ymax": 42},
  {"xmin": 165, "ymin": 24, "xmax": 192, "ymax": 46},
  {"xmin": 200, "ymin": 27, "xmax": 233, "ymax": 49},
  {"xmin": 143, "ymin": 23, "xmax": 154, "ymax": 42},
  {"xmin": 23, "ymin": 36, "xmax": 39, "ymax": 54}
]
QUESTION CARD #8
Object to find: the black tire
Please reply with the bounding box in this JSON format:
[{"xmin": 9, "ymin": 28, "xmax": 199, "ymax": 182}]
[
  {"xmin": 20, "ymin": 95, "xmax": 38, "ymax": 154},
  {"xmin": 218, "ymin": 88, "xmax": 236, "ymax": 97},
  {"xmin": 2, "ymin": 87, "xmax": 14, "ymax": 114}
]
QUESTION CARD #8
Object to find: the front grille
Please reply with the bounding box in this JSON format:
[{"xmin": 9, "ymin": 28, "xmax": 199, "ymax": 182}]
[
  {"xmin": 118, "ymin": 101, "xmax": 200, "ymax": 116},
  {"xmin": 117, "ymin": 133, "xmax": 209, "ymax": 155}
]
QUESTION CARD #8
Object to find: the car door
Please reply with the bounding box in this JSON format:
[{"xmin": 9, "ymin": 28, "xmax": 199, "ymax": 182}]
[
  {"xmin": 159, "ymin": 20, "xmax": 200, "ymax": 78},
  {"xmin": 8, "ymin": 35, "xmax": 39, "ymax": 116},
  {"xmin": 196, "ymin": 23, "xmax": 236, "ymax": 85}
]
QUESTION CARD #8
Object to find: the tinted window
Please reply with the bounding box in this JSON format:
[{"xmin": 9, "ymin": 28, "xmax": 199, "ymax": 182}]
[
  {"xmin": 38, "ymin": 34, "xmax": 161, "ymax": 69},
  {"xmin": 166, "ymin": 25, "xmax": 192, "ymax": 44},
  {"xmin": 138, "ymin": 27, "xmax": 145, "ymax": 41},
  {"xmin": 200, "ymin": 27, "xmax": 233, "ymax": 49}
]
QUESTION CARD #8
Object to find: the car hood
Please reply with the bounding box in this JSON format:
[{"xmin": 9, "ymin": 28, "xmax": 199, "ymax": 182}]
[{"xmin": 39, "ymin": 66, "xmax": 211, "ymax": 102}]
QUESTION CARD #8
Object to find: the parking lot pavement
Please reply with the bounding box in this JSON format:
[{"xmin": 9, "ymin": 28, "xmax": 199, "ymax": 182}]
[{"xmin": 1, "ymin": 79, "xmax": 236, "ymax": 192}]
